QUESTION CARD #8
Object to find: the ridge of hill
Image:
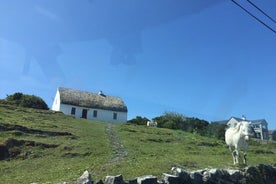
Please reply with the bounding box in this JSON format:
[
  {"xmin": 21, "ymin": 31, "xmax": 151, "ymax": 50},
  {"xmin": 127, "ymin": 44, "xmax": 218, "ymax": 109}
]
[{"xmin": 0, "ymin": 104, "xmax": 275, "ymax": 183}]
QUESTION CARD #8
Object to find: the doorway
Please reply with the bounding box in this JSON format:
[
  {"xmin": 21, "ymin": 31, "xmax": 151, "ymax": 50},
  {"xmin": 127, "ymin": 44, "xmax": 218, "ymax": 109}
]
[{"xmin": 82, "ymin": 109, "xmax": 87, "ymax": 119}]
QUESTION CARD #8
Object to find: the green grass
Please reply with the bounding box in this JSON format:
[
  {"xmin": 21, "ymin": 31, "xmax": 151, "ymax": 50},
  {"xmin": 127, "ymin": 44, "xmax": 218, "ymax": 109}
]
[
  {"xmin": 0, "ymin": 104, "xmax": 275, "ymax": 183},
  {"xmin": 112, "ymin": 124, "xmax": 276, "ymax": 178},
  {"xmin": 0, "ymin": 104, "xmax": 111, "ymax": 183}
]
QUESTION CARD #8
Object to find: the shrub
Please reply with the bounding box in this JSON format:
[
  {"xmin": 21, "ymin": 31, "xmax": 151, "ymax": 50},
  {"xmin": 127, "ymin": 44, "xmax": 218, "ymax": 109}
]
[
  {"xmin": 153, "ymin": 112, "xmax": 186, "ymax": 130},
  {"xmin": 127, "ymin": 116, "xmax": 149, "ymax": 125},
  {"xmin": 206, "ymin": 122, "xmax": 226, "ymax": 140},
  {"xmin": 5, "ymin": 92, "xmax": 49, "ymax": 110}
]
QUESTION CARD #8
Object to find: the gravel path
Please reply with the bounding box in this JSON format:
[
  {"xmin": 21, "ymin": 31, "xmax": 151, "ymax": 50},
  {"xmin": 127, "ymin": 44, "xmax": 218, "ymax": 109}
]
[{"xmin": 105, "ymin": 123, "xmax": 128, "ymax": 163}]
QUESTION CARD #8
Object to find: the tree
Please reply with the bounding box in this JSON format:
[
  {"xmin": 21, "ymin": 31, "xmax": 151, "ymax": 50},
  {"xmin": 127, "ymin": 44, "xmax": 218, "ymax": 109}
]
[
  {"xmin": 184, "ymin": 117, "xmax": 209, "ymax": 135},
  {"xmin": 153, "ymin": 112, "xmax": 186, "ymax": 130},
  {"xmin": 5, "ymin": 92, "xmax": 49, "ymax": 110},
  {"xmin": 6, "ymin": 92, "xmax": 23, "ymax": 105},
  {"xmin": 127, "ymin": 116, "xmax": 149, "ymax": 125},
  {"xmin": 207, "ymin": 122, "xmax": 227, "ymax": 140}
]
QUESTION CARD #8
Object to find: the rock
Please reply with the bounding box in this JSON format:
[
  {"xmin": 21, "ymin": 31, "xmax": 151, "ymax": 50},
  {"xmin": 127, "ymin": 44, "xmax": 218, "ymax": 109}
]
[
  {"xmin": 136, "ymin": 175, "xmax": 157, "ymax": 184},
  {"xmin": 74, "ymin": 164, "xmax": 276, "ymax": 184},
  {"xmin": 203, "ymin": 169, "xmax": 232, "ymax": 183},
  {"xmin": 161, "ymin": 173, "xmax": 179, "ymax": 184},
  {"xmin": 124, "ymin": 179, "xmax": 137, "ymax": 184},
  {"xmin": 105, "ymin": 174, "xmax": 124, "ymax": 184},
  {"xmin": 257, "ymin": 164, "xmax": 276, "ymax": 184},
  {"xmin": 227, "ymin": 169, "xmax": 243, "ymax": 183},
  {"xmin": 245, "ymin": 166, "xmax": 265, "ymax": 184},
  {"xmin": 77, "ymin": 170, "xmax": 93, "ymax": 184},
  {"xmin": 95, "ymin": 180, "xmax": 104, "ymax": 184},
  {"xmin": 190, "ymin": 169, "xmax": 206, "ymax": 184},
  {"xmin": 171, "ymin": 167, "xmax": 192, "ymax": 183}
]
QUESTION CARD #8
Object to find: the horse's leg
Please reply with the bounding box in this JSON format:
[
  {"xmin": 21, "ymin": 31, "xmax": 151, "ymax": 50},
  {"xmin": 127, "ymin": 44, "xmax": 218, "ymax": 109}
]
[
  {"xmin": 243, "ymin": 143, "xmax": 248, "ymax": 165},
  {"xmin": 243, "ymin": 152, "xmax": 247, "ymax": 165},
  {"xmin": 235, "ymin": 149, "xmax": 240, "ymax": 164},
  {"xmin": 229, "ymin": 146, "xmax": 236, "ymax": 164},
  {"xmin": 232, "ymin": 150, "xmax": 236, "ymax": 164},
  {"xmin": 243, "ymin": 146, "xmax": 248, "ymax": 165}
]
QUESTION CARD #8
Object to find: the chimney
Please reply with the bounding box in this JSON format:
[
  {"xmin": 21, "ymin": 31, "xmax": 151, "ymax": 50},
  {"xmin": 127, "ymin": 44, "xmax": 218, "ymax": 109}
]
[
  {"xmin": 98, "ymin": 90, "xmax": 106, "ymax": 97},
  {"xmin": 98, "ymin": 91, "xmax": 103, "ymax": 95}
]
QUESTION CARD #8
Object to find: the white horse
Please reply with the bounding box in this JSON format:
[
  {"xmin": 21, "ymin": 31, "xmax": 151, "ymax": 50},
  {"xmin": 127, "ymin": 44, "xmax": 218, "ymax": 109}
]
[{"xmin": 225, "ymin": 121, "xmax": 253, "ymax": 165}]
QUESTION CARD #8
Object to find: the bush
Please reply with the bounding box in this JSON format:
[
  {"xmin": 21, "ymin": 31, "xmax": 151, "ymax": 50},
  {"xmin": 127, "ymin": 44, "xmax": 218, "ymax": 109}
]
[
  {"xmin": 127, "ymin": 116, "xmax": 149, "ymax": 125},
  {"xmin": 5, "ymin": 92, "xmax": 49, "ymax": 110},
  {"xmin": 152, "ymin": 112, "xmax": 210, "ymax": 136},
  {"xmin": 206, "ymin": 122, "xmax": 226, "ymax": 140},
  {"xmin": 185, "ymin": 117, "xmax": 209, "ymax": 135},
  {"xmin": 153, "ymin": 112, "xmax": 186, "ymax": 130}
]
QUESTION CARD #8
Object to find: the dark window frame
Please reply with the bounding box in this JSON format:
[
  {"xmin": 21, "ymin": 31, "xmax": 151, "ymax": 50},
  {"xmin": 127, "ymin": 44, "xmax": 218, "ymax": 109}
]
[
  {"xmin": 113, "ymin": 112, "xmax": 117, "ymax": 120},
  {"xmin": 93, "ymin": 110, "xmax": 97, "ymax": 117},
  {"xmin": 71, "ymin": 107, "xmax": 76, "ymax": 115}
]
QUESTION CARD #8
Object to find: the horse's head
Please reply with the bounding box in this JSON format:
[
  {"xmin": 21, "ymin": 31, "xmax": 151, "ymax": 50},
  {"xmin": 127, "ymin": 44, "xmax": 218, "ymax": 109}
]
[{"xmin": 240, "ymin": 121, "xmax": 254, "ymax": 140}]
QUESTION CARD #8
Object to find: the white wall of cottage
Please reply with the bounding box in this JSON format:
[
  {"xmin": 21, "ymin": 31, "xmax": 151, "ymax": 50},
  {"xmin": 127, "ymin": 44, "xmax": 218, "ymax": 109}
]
[
  {"xmin": 51, "ymin": 90, "xmax": 61, "ymax": 111},
  {"xmin": 57, "ymin": 104, "xmax": 127, "ymax": 123}
]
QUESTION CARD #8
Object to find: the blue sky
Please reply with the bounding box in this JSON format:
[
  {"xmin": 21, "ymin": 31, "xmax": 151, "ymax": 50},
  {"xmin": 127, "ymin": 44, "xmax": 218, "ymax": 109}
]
[{"xmin": 1, "ymin": 0, "xmax": 276, "ymax": 129}]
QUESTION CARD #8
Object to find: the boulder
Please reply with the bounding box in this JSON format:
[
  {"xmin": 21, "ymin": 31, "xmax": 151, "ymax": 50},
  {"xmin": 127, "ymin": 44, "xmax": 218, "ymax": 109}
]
[
  {"xmin": 245, "ymin": 166, "xmax": 265, "ymax": 184},
  {"xmin": 105, "ymin": 174, "xmax": 124, "ymax": 184},
  {"xmin": 257, "ymin": 164, "xmax": 276, "ymax": 184},
  {"xmin": 161, "ymin": 173, "xmax": 179, "ymax": 184},
  {"xmin": 124, "ymin": 179, "xmax": 137, "ymax": 184},
  {"xmin": 227, "ymin": 169, "xmax": 244, "ymax": 183},
  {"xmin": 171, "ymin": 167, "xmax": 192, "ymax": 183},
  {"xmin": 203, "ymin": 168, "xmax": 234, "ymax": 183},
  {"xmin": 136, "ymin": 175, "xmax": 157, "ymax": 184},
  {"xmin": 95, "ymin": 180, "xmax": 104, "ymax": 184},
  {"xmin": 77, "ymin": 170, "xmax": 93, "ymax": 184},
  {"xmin": 190, "ymin": 170, "xmax": 204, "ymax": 184}
]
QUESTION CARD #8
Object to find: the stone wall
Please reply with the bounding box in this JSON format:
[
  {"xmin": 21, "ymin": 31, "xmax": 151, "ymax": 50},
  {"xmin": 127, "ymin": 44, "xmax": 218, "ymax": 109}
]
[{"xmin": 69, "ymin": 164, "xmax": 276, "ymax": 184}]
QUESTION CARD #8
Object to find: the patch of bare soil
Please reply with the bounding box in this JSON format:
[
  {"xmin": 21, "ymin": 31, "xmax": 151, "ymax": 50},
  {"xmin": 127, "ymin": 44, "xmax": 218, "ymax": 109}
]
[
  {"xmin": 105, "ymin": 123, "xmax": 128, "ymax": 163},
  {"xmin": 0, "ymin": 138, "xmax": 58, "ymax": 160}
]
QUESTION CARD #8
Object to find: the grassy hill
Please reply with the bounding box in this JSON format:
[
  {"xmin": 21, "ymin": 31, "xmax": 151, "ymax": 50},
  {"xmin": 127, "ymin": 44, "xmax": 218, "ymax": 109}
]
[{"xmin": 0, "ymin": 104, "xmax": 275, "ymax": 183}]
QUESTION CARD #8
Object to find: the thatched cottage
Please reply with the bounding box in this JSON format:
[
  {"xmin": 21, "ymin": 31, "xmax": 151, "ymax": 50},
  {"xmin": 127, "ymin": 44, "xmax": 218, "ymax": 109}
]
[{"xmin": 52, "ymin": 87, "xmax": 128, "ymax": 123}]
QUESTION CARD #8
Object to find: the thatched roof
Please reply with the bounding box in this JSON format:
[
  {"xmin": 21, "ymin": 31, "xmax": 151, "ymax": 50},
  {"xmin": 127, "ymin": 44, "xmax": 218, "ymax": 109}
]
[{"xmin": 58, "ymin": 87, "xmax": 127, "ymax": 112}]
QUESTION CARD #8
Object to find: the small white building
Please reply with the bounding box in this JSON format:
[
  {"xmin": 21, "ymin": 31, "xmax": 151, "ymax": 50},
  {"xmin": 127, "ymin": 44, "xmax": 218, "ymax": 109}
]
[{"xmin": 52, "ymin": 87, "xmax": 128, "ymax": 123}]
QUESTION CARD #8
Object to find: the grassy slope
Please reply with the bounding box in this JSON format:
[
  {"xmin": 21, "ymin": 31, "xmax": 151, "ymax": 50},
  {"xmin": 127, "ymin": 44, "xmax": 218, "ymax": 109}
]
[
  {"xmin": 0, "ymin": 104, "xmax": 111, "ymax": 183},
  {"xmin": 112, "ymin": 124, "xmax": 276, "ymax": 179},
  {"xmin": 0, "ymin": 104, "xmax": 275, "ymax": 183}
]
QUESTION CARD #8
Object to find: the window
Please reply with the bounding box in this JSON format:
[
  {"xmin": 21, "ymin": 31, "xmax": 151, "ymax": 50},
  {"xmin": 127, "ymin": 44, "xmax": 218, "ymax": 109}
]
[
  {"xmin": 113, "ymin": 113, "xmax": 117, "ymax": 120},
  {"xmin": 71, "ymin": 107, "xmax": 76, "ymax": 115},
  {"xmin": 93, "ymin": 110, "xmax": 97, "ymax": 117}
]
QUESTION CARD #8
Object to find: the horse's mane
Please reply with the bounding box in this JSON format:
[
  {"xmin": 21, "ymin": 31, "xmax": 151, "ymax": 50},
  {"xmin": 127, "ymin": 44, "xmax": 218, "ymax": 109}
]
[{"xmin": 231, "ymin": 122, "xmax": 241, "ymax": 133}]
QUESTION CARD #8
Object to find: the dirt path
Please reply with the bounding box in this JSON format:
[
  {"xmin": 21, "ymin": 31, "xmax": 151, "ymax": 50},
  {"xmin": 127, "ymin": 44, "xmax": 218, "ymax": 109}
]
[{"xmin": 105, "ymin": 123, "xmax": 128, "ymax": 163}]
